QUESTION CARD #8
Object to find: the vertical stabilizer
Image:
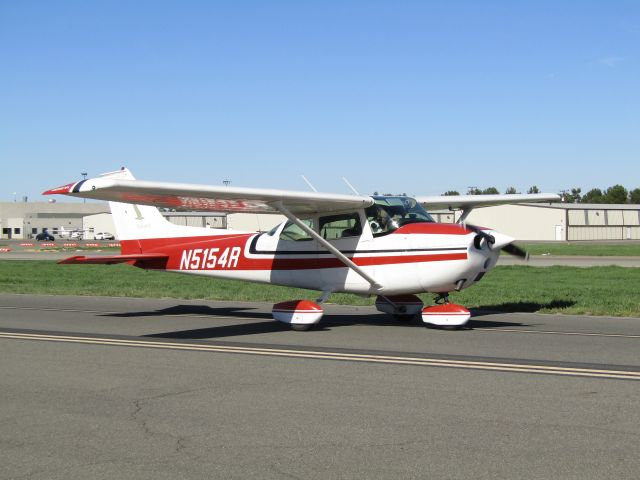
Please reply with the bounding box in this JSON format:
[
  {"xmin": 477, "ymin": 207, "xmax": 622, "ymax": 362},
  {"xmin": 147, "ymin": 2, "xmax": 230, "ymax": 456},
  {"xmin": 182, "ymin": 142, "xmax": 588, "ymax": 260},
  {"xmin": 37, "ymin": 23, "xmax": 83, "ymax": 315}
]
[{"xmin": 97, "ymin": 168, "xmax": 177, "ymax": 241}]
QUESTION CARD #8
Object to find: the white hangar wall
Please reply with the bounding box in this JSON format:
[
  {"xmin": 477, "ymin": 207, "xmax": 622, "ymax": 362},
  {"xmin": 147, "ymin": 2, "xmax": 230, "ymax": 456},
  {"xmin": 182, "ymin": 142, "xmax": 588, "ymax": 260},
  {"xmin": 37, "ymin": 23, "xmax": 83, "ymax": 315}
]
[
  {"xmin": 433, "ymin": 203, "xmax": 640, "ymax": 241},
  {"xmin": 227, "ymin": 213, "xmax": 285, "ymax": 232},
  {"xmin": 83, "ymin": 213, "xmax": 117, "ymax": 238},
  {"xmin": 464, "ymin": 204, "xmax": 566, "ymax": 241}
]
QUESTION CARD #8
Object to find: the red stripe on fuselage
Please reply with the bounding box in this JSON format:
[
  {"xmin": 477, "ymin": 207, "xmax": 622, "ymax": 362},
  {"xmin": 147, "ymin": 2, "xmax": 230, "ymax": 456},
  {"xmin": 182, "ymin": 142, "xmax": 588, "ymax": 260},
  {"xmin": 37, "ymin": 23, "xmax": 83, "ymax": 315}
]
[
  {"xmin": 392, "ymin": 223, "xmax": 473, "ymax": 235},
  {"xmin": 236, "ymin": 253, "xmax": 468, "ymax": 271},
  {"xmin": 121, "ymin": 233, "xmax": 468, "ymax": 271}
]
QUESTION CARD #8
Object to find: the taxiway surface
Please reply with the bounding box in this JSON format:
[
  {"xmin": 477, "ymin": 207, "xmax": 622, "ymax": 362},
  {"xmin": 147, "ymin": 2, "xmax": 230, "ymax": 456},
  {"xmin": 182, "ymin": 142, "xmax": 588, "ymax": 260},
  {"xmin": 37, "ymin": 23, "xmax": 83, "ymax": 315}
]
[{"xmin": 2, "ymin": 293, "xmax": 639, "ymax": 479}]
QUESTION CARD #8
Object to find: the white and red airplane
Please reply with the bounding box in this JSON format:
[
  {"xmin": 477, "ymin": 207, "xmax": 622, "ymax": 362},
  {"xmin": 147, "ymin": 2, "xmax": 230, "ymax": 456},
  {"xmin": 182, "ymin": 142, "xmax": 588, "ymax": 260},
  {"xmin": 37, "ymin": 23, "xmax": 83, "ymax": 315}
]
[{"xmin": 44, "ymin": 168, "xmax": 559, "ymax": 330}]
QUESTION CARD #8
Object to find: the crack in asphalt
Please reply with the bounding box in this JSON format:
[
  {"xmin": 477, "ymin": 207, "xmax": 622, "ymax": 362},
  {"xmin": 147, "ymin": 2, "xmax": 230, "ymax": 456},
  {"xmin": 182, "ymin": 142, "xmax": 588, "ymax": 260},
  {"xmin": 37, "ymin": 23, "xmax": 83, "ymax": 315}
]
[{"xmin": 130, "ymin": 388, "xmax": 208, "ymax": 457}]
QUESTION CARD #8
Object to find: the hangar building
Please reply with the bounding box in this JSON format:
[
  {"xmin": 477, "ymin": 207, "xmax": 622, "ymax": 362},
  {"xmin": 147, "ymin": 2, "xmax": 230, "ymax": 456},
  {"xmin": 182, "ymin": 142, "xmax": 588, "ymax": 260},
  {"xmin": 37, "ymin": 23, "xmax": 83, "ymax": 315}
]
[
  {"xmin": 0, "ymin": 202, "xmax": 110, "ymax": 240},
  {"xmin": 431, "ymin": 203, "xmax": 640, "ymax": 241},
  {"xmin": 3, "ymin": 201, "xmax": 639, "ymax": 242}
]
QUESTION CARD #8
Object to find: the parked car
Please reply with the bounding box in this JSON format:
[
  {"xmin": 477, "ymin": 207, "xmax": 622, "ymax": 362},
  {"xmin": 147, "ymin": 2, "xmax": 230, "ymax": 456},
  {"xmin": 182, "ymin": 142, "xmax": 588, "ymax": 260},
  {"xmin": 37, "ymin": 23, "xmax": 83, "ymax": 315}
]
[
  {"xmin": 94, "ymin": 232, "xmax": 115, "ymax": 240},
  {"xmin": 35, "ymin": 232, "xmax": 55, "ymax": 241}
]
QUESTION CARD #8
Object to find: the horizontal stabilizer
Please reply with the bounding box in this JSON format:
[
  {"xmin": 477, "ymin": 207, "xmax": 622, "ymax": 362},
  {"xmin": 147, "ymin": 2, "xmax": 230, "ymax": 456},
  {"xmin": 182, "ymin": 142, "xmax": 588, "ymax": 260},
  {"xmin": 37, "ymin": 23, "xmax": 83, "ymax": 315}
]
[{"xmin": 58, "ymin": 254, "xmax": 169, "ymax": 265}]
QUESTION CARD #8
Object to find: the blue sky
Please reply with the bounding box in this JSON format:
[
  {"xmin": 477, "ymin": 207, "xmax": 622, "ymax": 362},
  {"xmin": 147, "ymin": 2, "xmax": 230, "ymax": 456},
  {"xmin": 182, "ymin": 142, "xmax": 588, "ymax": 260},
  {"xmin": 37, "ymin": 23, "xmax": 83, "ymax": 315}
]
[{"xmin": 1, "ymin": 1, "xmax": 639, "ymax": 201}]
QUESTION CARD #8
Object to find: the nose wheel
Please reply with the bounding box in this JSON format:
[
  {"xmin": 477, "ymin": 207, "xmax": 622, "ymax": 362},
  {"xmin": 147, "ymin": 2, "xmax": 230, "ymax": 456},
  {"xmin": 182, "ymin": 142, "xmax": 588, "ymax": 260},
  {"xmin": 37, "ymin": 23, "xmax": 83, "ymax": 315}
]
[{"xmin": 422, "ymin": 293, "xmax": 470, "ymax": 329}]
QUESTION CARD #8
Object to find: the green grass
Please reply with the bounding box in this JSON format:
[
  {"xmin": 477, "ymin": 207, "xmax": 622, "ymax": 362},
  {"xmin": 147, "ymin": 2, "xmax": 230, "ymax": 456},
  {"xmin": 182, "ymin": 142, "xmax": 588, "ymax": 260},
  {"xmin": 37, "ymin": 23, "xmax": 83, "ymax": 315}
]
[
  {"xmin": 1, "ymin": 260, "xmax": 639, "ymax": 317},
  {"xmin": 521, "ymin": 242, "xmax": 640, "ymax": 256}
]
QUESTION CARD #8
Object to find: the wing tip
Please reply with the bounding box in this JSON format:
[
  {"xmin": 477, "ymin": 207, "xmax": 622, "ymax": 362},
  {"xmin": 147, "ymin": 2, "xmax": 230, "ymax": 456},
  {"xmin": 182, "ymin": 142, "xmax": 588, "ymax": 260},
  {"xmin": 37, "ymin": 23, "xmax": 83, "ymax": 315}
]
[{"xmin": 43, "ymin": 182, "xmax": 77, "ymax": 196}]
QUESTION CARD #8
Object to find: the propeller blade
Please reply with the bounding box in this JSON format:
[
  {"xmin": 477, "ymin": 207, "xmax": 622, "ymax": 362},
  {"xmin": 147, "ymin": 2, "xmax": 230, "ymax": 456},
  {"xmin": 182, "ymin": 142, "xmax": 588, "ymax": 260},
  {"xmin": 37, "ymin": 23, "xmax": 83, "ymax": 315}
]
[
  {"xmin": 501, "ymin": 243, "xmax": 529, "ymax": 260},
  {"xmin": 465, "ymin": 223, "xmax": 495, "ymax": 246}
]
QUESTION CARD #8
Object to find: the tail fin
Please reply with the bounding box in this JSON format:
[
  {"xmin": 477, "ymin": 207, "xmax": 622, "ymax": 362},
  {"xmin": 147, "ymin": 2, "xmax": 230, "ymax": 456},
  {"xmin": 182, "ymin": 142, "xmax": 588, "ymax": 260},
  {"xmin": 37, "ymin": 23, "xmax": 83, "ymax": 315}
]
[{"xmin": 98, "ymin": 168, "xmax": 174, "ymax": 241}]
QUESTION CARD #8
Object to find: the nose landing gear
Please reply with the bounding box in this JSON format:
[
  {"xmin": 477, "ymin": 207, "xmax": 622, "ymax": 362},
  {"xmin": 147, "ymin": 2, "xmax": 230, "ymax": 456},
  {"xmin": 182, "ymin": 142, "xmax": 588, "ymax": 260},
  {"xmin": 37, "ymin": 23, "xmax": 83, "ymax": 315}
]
[{"xmin": 422, "ymin": 293, "xmax": 471, "ymax": 329}]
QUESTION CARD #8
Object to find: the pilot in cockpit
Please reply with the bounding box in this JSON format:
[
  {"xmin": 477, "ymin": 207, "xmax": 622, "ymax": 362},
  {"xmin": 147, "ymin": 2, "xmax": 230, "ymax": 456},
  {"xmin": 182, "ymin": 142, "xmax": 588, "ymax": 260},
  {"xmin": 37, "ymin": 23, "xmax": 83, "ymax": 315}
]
[{"xmin": 368, "ymin": 205, "xmax": 397, "ymax": 235}]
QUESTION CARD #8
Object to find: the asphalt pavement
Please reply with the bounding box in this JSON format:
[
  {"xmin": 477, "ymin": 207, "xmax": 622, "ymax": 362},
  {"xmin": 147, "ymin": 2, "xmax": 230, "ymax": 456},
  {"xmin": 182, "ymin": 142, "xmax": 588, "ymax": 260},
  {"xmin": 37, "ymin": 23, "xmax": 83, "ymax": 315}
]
[{"xmin": 1, "ymin": 293, "xmax": 639, "ymax": 479}]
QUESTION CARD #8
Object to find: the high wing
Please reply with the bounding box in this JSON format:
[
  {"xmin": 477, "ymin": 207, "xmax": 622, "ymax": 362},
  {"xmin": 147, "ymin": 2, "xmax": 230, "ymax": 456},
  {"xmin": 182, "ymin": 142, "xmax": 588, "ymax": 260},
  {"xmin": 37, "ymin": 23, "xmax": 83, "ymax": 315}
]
[
  {"xmin": 44, "ymin": 168, "xmax": 380, "ymax": 288},
  {"xmin": 43, "ymin": 168, "xmax": 373, "ymax": 215},
  {"xmin": 416, "ymin": 193, "xmax": 560, "ymax": 211}
]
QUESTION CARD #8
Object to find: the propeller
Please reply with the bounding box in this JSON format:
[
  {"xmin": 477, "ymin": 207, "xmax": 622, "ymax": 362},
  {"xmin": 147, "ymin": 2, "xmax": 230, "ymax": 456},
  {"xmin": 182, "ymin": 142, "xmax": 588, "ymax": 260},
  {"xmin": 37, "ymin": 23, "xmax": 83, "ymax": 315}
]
[
  {"xmin": 464, "ymin": 223, "xmax": 495, "ymax": 249},
  {"xmin": 501, "ymin": 242, "xmax": 529, "ymax": 260},
  {"xmin": 465, "ymin": 223, "xmax": 529, "ymax": 260}
]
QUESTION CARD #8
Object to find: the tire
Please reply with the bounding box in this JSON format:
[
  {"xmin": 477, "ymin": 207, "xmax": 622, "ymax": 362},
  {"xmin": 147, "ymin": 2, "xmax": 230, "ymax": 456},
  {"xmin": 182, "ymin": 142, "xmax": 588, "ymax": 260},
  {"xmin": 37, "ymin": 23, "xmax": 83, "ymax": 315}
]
[{"xmin": 291, "ymin": 324, "xmax": 313, "ymax": 332}]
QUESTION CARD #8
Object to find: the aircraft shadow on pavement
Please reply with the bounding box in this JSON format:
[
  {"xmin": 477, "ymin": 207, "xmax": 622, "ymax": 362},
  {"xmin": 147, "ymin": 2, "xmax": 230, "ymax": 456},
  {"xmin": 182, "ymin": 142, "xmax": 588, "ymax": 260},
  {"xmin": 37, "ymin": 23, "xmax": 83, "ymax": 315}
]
[
  {"xmin": 142, "ymin": 313, "xmax": 531, "ymax": 340},
  {"xmin": 98, "ymin": 302, "xmax": 561, "ymax": 340},
  {"xmin": 142, "ymin": 313, "xmax": 418, "ymax": 340},
  {"xmin": 101, "ymin": 304, "xmax": 273, "ymax": 320},
  {"xmin": 470, "ymin": 299, "xmax": 576, "ymax": 316},
  {"xmin": 145, "ymin": 321, "xmax": 291, "ymax": 339}
]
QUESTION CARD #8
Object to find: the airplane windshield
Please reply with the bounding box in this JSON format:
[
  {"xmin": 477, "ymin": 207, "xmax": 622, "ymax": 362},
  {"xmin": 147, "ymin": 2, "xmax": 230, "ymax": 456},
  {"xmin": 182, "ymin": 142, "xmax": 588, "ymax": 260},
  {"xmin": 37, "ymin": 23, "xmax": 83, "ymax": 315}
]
[{"xmin": 366, "ymin": 196, "xmax": 434, "ymax": 236}]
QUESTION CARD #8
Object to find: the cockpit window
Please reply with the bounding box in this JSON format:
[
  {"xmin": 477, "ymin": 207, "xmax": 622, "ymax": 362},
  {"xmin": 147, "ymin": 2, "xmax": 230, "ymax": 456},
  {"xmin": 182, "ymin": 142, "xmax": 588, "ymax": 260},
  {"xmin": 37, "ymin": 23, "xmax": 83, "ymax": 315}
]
[
  {"xmin": 319, "ymin": 213, "xmax": 362, "ymax": 240},
  {"xmin": 366, "ymin": 196, "xmax": 434, "ymax": 236},
  {"xmin": 279, "ymin": 219, "xmax": 314, "ymax": 241}
]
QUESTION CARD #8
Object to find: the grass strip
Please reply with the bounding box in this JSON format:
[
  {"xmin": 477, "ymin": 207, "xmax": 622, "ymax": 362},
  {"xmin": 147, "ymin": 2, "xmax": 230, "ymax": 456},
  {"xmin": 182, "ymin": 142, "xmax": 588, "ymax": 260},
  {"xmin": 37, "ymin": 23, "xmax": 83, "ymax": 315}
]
[
  {"xmin": 520, "ymin": 242, "xmax": 640, "ymax": 257},
  {"xmin": 0, "ymin": 260, "xmax": 639, "ymax": 317}
]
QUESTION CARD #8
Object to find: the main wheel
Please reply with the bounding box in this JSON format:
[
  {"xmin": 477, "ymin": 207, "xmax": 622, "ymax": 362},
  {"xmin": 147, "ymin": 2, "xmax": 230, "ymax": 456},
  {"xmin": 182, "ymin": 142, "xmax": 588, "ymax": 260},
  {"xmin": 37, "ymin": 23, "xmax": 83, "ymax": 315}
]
[{"xmin": 291, "ymin": 324, "xmax": 313, "ymax": 332}]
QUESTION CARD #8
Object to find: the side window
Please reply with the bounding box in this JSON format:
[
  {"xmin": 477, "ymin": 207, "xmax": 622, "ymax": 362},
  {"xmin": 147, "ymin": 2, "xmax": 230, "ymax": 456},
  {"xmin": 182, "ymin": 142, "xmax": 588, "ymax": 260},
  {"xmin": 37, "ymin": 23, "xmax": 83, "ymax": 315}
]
[
  {"xmin": 319, "ymin": 213, "xmax": 362, "ymax": 240},
  {"xmin": 279, "ymin": 219, "xmax": 314, "ymax": 241}
]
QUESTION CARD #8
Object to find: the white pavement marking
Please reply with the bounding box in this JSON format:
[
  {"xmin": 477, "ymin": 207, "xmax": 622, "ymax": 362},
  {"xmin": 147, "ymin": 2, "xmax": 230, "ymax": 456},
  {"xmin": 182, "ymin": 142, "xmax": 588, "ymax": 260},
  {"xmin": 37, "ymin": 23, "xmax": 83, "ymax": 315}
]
[{"xmin": 1, "ymin": 331, "xmax": 639, "ymax": 381}]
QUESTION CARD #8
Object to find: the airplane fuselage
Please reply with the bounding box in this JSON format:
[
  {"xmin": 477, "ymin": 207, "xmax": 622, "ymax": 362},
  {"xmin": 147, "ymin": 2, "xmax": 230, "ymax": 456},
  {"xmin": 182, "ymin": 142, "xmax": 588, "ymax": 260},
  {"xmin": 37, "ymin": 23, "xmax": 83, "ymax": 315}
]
[{"xmin": 121, "ymin": 221, "xmax": 500, "ymax": 296}]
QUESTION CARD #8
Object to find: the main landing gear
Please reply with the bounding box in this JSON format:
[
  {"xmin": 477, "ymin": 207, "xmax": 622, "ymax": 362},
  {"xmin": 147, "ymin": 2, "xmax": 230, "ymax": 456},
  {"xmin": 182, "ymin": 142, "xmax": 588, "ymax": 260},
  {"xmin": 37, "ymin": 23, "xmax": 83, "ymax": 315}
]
[
  {"xmin": 272, "ymin": 292, "xmax": 331, "ymax": 331},
  {"xmin": 376, "ymin": 293, "xmax": 471, "ymax": 329},
  {"xmin": 272, "ymin": 292, "xmax": 471, "ymax": 332},
  {"xmin": 272, "ymin": 300, "xmax": 324, "ymax": 331}
]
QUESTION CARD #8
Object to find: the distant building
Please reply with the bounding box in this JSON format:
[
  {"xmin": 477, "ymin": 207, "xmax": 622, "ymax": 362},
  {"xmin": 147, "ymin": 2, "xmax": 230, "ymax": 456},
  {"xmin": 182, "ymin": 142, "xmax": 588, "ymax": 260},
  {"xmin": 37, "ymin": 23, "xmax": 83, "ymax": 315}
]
[
  {"xmin": 0, "ymin": 202, "xmax": 109, "ymax": 240},
  {"xmin": 4, "ymin": 201, "xmax": 639, "ymax": 242},
  {"xmin": 432, "ymin": 203, "xmax": 640, "ymax": 241}
]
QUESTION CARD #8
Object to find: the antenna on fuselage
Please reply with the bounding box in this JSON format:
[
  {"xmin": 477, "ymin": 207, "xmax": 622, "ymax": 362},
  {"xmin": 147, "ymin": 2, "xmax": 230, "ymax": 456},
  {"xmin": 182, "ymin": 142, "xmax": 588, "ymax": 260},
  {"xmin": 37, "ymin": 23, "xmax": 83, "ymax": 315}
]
[
  {"xmin": 300, "ymin": 175, "xmax": 318, "ymax": 192},
  {"xmin": 342, "ymin": 177, "xmax": 360, "ymax": 196}
]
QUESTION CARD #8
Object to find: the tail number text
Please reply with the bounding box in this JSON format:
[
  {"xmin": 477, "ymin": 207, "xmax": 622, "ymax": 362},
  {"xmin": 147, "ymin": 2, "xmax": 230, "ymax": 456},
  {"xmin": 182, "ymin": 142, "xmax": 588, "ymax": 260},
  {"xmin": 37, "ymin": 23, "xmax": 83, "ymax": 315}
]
[{"xmin": 180, "ymin": 247, "xmax": 241, "ymax": 270}]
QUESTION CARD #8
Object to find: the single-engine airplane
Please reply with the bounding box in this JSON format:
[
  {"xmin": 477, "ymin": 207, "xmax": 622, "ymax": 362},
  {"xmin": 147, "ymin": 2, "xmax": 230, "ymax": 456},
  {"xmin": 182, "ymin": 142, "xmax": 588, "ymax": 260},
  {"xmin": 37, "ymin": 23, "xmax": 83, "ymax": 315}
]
[{"xmin": 44, "ymin": 168, "xmax": 559, "ymax": 330}]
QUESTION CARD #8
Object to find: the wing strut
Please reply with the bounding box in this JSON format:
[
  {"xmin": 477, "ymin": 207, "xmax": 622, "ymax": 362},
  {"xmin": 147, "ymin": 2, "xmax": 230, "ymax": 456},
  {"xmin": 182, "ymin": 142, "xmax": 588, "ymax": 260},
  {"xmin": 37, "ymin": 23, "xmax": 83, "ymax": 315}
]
[
  {"xmin": 457, "ymin": 207, "xmax": 472, "ymax": 224},
  {"xmin": 273, "ymin": 202, "xmax": 383, "ymax": 290}
]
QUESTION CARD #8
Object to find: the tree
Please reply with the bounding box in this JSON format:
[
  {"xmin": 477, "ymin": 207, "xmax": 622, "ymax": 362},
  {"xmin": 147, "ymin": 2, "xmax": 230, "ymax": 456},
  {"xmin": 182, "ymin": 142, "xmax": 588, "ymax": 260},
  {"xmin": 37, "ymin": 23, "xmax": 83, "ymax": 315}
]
[
  {"xmin": 630, "ymin": 188, "xmax": 640, "ymax": 204},
  {"xmin": 482, "ymin": 187, "xmax": 500, "ymax": 195},
  {"xmin": 561, "ymin": 187, "xmax": 582, "ymax": 203},
  {"xmin": 505, "ymin": 187, "xmax": 518, "ymax": 194},
  {"xmin": 581, "ymin": 188, "xmax": 604, "ymax": 203},
  {"xmin": 467, "ymin": 187, "xmax": 483, "ymax": 195},
  {"xmin": 602, "ymin": 184, "xmax": 628, "ymax": 204},
  {"xmin": 527, "ymin": 185, "xmax": 540, "ymax": 194},
  {"xmin": 442, "ymin": 190, "xmax": 460, "ymax": 196}
]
